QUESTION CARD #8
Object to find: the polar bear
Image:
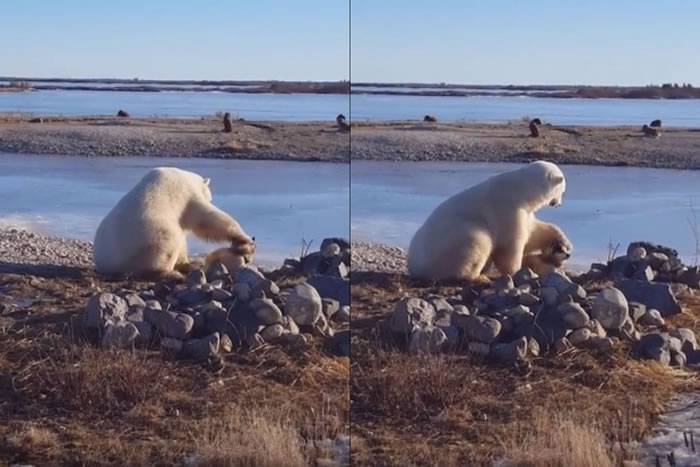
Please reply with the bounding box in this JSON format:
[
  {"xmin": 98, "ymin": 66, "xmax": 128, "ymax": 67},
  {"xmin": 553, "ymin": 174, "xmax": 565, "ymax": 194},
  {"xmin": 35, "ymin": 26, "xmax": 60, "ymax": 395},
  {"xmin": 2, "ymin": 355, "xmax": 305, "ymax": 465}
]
[
  {"xmin": 93, "ymin": 167, "xmax": 254, "ymax": 277},
  {"xmin": 407, "ymin": 161, "xmax": 570, "ymax": 281}
]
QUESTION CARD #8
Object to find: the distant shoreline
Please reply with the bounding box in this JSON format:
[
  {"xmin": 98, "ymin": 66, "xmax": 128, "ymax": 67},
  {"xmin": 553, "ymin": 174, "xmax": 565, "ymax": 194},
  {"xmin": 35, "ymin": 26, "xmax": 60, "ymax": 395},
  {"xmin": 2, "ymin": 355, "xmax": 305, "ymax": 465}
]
[
  {"xmin": 2, "ymin": 78, "xmax": 699, "ymax": 99},
  {"xmin": 0, "ymin": 115, "xmax": 350, "ymax": 162}
]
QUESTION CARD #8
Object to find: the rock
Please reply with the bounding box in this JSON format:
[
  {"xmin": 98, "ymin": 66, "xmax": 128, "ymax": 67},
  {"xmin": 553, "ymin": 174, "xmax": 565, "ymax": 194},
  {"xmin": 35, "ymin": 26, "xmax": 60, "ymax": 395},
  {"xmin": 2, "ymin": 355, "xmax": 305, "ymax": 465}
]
[
  {"xmin": 285, "ymin": 283, "xmax": 323, "ymax": 326},
  {"xmin": 282, "ymin": 333, "xmax": 308, "ymax": 348},
  {"xmin": 251, "ymin": 279, "xmax": 280, "ymax": 298},
  {"xmin": 633, "ymin": 265, "xmax": 655, "ymax": 282},
  {"xmin": 491, "ymin": 336, "xmax": 528, "ymax": 364},
  {"xmin": 186, "ymin": 269, "xmax": 207, "ymax": 287},
  {"xmin": 408, "ymin": 325, "xmax": 447, "ymax": 354},
  {"xmin": 592, "ymin": 287, "xmax": 629, "ymax": 330},
  {"xmin": 627, "ymin": 246, "xmax": 647, "ymax": 262},
  {"xmin": 251, "ymin": 298, "xmax": 283, "ymax": 325},
  {"xmin": 456, "ymin": 316, "xmax": 501, "ymax": 344},
  {"xmin": 160, "ymin": 337, "xmax": 184, "ymax": 356},
  {"xmin": 519, "ymin": 292, "xmax": 540, "ymax": 306},
  {"xmin": 505, "ymin": 305, "xmax": 534, "ymax": 327},
  {"xmin": 568, "ymin": 328, "xmax": 591, "ymax": 346},
  {"xmin": 322, "ymin": 298, "xmax": 340, "ymax": 319},
  {"xmin": 527, "ymin": 338, "xmax": 541, "ymax": 357},
  {"xmin": 332, "ymin": 329, "xmax": 350, "ymax": 356},
  {"xmin": 541, "ymin": 271, "xmax": 574, "ymax": 294},
  {"xmin": 588, "ymin": 336, "xmax": 614, "ymax": 351},
  {"xmin": 615, "ymin": 279, "xmax": 681, "ymax": 317},
  {"xmin": 335, "ymin": 306, "xmax": 350, "ymax": 323},
  {"xmin": 646, "ymin": 252, "xmax": 670, "ymax": 270},
  {"xmin": 558, "ymin": 302, "xmax": 590, "ymax": 328},
  {"xmin": 493, "ymin": 275, "xmax": 514, "ymax": 292},
  {"xmin": 558, "ymin": 284, "xmax": 587, "ymax": 304},
  {"xmin": 124, "ymin": 293, "xmax": 146, "ymax": 309},
  {"xmin": 117, "ymin": 109, "xmax": 130, "ymax": 117},
  {"xmin": 389, "ymin": 298, "xmax": 435, "ymax": 334},
  {"xmin": 553, "ymin": 337, "xmax": 573, "ymax": 353},
  {"xmin": 84, "ymin": 293, "xmax": 128, "ymax": 328},
  {"xmin": 608, "ymin": 256, "xmax": 633, "ymax": 280},
  {"xmin": 144, "ymin": 309, "xmax": 194, "ymax": 339},
  {"xmin": 587, "ymin": 263, "xmax": 608, "ymax": 280},
  {"xmin": 321, "ymin": 242, "xmax": 341, "ymax": 258},
  {"xmin": 540, "ymin": 287, "xmax": 559, "ymax": 306},
  {"xmin": 220, "ymin": 334, "xmax": 233, "ymax": 353},
  {"xmin": 283, "ymin": 316, "xmax": 300, "ymax": 335},
  {"xmin": 672, "ymin": 352, "xmax": 687, "ymax": 367},
  {"xmin": 260, "ymin": 324, "xmax": 285, "ymax": 342},
  {"xmin": 678, "ymin": 266, "xmax": 700, "ymax": 288},
  {"xmin": 212, "ymin": 288, "xmax": 233, "ymax": 302},
  {"xmin": 628, "ymin": 302, "xmax": 647, "ymax": 322},
  {"xmin": 584, "ymin": 319, "xmax": 607, "ymax": 338},
  {"xmin": 670, "ymin": 328, "xmax": 697, "ymax": 353},
  {"xmin": 307, "ymin": 275, "xmax": 350, "ymax": 307},
  {"xmin": 637, "ymin": 333, "xmax": 671, "ymax": 365},
  {"xmin": 468, "ymin": 341, "xmax": 491, "ymax": 357},
  {"xmin": 177, "ymin": 286, "xmax": 211, "ymax": 306},
  {"xmin": 619, "ymin": 317, "xmax": 641, "ymax": 342},
  {"xmin": 513, "ymin": 267, "xmax": 538, "ymax": 287},
  {"xmin": 428, "ymin": 296, "xmax": 454, "ymax": 314},
  {"xmin": 101, "ymin": 321, "xmax": 139, "ymax": 349},
  {"xmin": 206, "ymin": 262, "xmax": 230, "ymax": 282},
  {"xmin": 183, "ymin": 333, "xmax": 220, "ymax": 361},
  {"xmin": 639, "ymin": 308, "xmax": 665, "ymax": 327},
  {"xmin": 132, "ymin": 320, "xmax": 153, "ymax": 344},
  {"xmin": 232, "ymin": 283, "xmax": 252, "ymax": 302},
  {"xmin": 234, "ymin": 265, "xmax": 265, "ymax": 288}
]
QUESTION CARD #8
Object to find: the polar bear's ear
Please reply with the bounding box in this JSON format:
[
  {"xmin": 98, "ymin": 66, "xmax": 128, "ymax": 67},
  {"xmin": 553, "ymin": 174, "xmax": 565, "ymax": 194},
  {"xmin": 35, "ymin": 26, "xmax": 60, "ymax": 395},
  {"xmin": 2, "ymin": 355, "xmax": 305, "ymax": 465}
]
[
  {"xmin": 203, "ymin": 178, "xmax": 211, "ymax": 186},
  {"xmin": 549, "ymin": 174, "xmax": 564, "ymax": 185}
]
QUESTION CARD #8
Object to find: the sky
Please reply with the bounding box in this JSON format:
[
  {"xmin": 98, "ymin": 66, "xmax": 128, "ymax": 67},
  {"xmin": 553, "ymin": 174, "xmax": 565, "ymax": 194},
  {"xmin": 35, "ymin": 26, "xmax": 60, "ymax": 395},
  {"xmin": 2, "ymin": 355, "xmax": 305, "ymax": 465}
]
[
  {"xmin": 1, "ymin": 1, "xmax": 697, "ymax": 85},
  {"xmin": 0, "ymin": 0, "xmax": 349, "ymax": 81},
  {"xmin": 352, "ymin": 0, "xmax": 700, "ymax": 86}
]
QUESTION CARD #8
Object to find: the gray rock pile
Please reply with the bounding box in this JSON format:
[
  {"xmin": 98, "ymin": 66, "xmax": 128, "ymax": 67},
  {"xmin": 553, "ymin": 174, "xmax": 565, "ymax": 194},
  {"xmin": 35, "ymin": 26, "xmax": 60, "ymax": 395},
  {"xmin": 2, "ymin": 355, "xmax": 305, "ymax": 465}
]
[
  {"xmin": 82, "ymin": 239, "xmax": 351, "ymax": 362},
  {"xmin": 282, "ymin": 238, "xmax": 350, "ymax": 307},
  {"xmin": 383, "ymin": 241, "xmax": 699, "ymax": 369}
]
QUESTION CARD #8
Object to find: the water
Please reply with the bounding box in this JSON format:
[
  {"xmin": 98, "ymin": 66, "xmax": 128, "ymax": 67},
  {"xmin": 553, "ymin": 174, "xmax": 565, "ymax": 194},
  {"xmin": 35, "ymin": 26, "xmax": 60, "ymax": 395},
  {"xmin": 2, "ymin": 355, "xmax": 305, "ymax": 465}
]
[
  {"xmin": 351, "ymin": 94, "xmax": 700, "ymax": 127},
  {"xmin": 0, "ymin": 90, "xmax": 349, "ymax": 120},
  {"xmin": 351, "ymin": 161, "xmax": 700, "ymax": 270},
  {"xmin": 0, "ymin": 154, "xmax": 349, "ymax": 266}
]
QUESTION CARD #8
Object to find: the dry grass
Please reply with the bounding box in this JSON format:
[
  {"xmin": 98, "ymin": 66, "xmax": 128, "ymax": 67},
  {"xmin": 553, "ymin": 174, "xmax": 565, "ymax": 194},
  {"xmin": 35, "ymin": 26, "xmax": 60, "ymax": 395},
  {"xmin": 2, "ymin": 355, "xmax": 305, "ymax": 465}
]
[
  {"xmin": 350, "ymin": 272, "xmax": 700, "ymax": 466},
  {"xmin": 194, "ymin": 408, "xmax": 307, "ymax": 467},
  {"xmin": 500, "ymin": 412, "xmax": 616, "ymax": 467},
  {"xmin": 0, "ymin": 271, "xmax": 349, "ymax": 466}
]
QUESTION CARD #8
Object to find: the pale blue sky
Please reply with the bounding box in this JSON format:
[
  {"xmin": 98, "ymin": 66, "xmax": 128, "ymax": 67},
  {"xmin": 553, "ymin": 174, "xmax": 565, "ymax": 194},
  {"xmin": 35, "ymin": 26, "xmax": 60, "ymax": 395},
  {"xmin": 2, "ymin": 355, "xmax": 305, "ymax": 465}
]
[
  {"xmin": 352, "ymin": 0, "xmax": 700, "ymax": 85},
  {"xmin": 2, "ymin": 1, "xmax": 697, "ymax": 85},
  {"xmin": 0, "ymin": 1, "xmax": 348, "ymax": 81}
]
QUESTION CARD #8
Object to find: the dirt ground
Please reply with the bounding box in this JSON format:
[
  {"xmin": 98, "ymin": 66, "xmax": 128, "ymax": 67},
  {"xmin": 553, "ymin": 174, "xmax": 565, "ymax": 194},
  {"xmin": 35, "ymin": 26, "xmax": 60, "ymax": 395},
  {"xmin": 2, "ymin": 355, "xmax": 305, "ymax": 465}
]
[
  {"xmin": 0, "ymin": 115, "xmax": 350, "ymax": 162},
  {"xmin": 349, "ymin": 269, "xmax": 700, "ymax": 466},
  {"xmin": 350, "ymin": 121, "xmax": 700, "ymax": 169},
  {"xmin": 0, "ymin": 267, "xmax": 349, "ymax": 466}
]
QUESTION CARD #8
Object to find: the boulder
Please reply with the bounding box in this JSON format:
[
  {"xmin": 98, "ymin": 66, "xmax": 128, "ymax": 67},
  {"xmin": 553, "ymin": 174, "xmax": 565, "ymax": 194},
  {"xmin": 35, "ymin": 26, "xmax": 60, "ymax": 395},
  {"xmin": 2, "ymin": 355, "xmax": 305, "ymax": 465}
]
[
  {"xmin": 84, "ymin": 293, "xmax": 128, "ymax": 328},
  {"xmin": 491, "ymin": 336, "xmax": 528, "ymax": 364},
  {"xmin": 591, "ymin": 287, "xmax": 629, "ymax": 330},
  {"xmin": 285, "ymin": 283, "xmax": 323, "ymax": 326},
  {"xmin": 307, "ymin": 275, "xmax": 350, "ymax": 307},
  {"xmin": 615, "ymin": 279, "xmax": 681, "ymax": 317},
  {"xmin": 182, "ymin": 333, "xmax": 220, "ymax": 361},
  {"xmin": 389, "ymin": 298, "xmax": 435, "ymax": 334},
  {"xmin": 408, "ymin": 325, "xmax": 447, "ymax": 354},
  {"xmin": 101, "ymin": 321, "xmax": 139, "ymax": 349}
]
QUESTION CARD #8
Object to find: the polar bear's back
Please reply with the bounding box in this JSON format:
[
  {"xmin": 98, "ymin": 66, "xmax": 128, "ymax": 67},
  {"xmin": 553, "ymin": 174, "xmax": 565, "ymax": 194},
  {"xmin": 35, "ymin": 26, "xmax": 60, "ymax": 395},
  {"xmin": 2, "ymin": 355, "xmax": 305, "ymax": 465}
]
[{"xmin": 93, "ymin": 167, "xmax": 209, "ymax": 273}]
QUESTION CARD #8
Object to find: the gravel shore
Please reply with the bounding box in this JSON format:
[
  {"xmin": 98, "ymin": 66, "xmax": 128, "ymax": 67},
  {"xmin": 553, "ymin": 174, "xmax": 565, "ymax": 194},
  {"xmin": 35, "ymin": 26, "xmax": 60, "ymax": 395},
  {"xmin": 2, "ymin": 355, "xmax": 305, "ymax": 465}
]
[
  {"xmin": 0, "ymin": 115, "xmax": 350, "ymax": 162},
  {"xmin": 351, "ymin": 121, "xmax": 700, "ymax": 170},
  {"xmin": 0, "ymin": 228, "xmax": 92, "ymax": 270},
  {"xmin": 351, "ymin": 241, "xmax": 407, "ymax": 274}
]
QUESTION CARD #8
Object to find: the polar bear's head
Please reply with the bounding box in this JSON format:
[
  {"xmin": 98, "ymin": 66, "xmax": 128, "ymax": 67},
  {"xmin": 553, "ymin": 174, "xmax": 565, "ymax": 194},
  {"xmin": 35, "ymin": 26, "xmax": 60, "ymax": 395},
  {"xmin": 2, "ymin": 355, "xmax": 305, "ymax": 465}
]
[{"xmin": 525, "ymin": 161, "xmax": 566, "ymax": 211}]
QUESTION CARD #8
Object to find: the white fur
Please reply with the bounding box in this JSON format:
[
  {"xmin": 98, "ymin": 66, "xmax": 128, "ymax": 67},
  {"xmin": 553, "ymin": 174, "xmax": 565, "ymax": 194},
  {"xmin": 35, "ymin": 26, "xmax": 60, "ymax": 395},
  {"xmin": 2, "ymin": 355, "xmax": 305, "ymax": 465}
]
[
  {"xmin": 93, "ymin": 167, "xmax": 253, "ymax": 276},
  {"xmin": 407, "ymin": 161, "xmax": 568, "ymax": 280}
]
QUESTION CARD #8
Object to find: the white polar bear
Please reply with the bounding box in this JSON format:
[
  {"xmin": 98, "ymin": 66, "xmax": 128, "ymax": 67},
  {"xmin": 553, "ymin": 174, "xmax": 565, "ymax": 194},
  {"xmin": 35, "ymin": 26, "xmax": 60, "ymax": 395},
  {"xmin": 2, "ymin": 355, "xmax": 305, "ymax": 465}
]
[
  {"xmin": 93, "ymin": 167, "xmax": 254, "ymax": 277},
  {"xmin": 407, "ymin": 161, "xmax": 571, "ymax": 281}
]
